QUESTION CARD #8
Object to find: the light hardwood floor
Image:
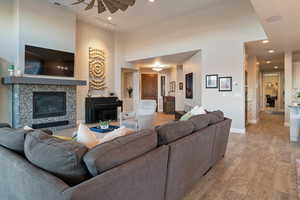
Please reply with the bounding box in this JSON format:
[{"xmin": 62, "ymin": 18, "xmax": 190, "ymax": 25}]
[{"xmin": 184, "ymin": 112, "xmax": 300, "ymax": 200}]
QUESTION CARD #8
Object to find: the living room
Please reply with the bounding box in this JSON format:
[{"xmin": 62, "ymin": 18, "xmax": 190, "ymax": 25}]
[{"xmin": 1, "ymin": 0, "xmax": 300, "ymax": 199}]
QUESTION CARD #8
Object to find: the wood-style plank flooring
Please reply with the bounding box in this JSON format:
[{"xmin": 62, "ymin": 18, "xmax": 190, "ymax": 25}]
[{"xmin": 184, "ymin": 112, "xmax": 300, "ymax": 200}]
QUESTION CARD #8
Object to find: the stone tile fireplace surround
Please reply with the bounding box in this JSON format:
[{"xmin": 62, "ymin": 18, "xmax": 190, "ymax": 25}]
[{"xmin": 2, "ymin": 77, "xmax": 86, "ymax": 130}]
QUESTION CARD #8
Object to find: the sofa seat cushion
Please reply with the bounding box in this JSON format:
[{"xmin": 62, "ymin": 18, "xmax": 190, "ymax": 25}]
[
  {"xmin": 0, "ymin": 128, "xmax": 32, "ymax": 154},
  {"xmin": 24, "ymin": 130, "xmax": 90, "ymax": 186},
  {"xmin": 189, "ymin": 115, "xmax": 210, "ymax": 131},
  {"xmin": 83, "ymin": 129, "xmax": 157, "ymax": 176},
  {"xmin": 207, "ymin": 111, "xmax": 224, "ymax": 124},
  {"xmin": 156, "ymin": 120, "xmax": 195, "ymax": 145}
]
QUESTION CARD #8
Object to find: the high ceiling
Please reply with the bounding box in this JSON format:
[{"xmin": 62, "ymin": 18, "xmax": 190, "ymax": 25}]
[
  {"xmin": 250, "ymin": 0, "xmax": 300, "ymax": 53},
  {"xmin": 49, "ymin": 0, "xmax": 223, "ymax": 32}
]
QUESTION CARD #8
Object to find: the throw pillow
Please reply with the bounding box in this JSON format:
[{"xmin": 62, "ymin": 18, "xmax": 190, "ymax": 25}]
[
  {"xmin": 180, "ymin": 112, "xmax": 193, "ymax": 121},
  {"xmin": 76, "ymin": 124, "xmax": 98, "ymax": 149},
  {"xmin": 190, "ymin": 105, "xmax": 206, "ymax": 115},
  {"xmin": 0, "ymin": 128, "xmax": 32, "ymax": 154},
  {"xmin": 98, "ymin": 127, "xmax": 135, "ymax": 144},
  {"xmin": 24, "ymin": 130, "xmax": 90, "ymax": 186}
]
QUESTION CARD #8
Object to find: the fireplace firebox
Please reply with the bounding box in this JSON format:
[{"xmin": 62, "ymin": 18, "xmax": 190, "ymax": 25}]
[{"xmin": 33, "ymin": 92, "xmax": 67, "ymax": 119}]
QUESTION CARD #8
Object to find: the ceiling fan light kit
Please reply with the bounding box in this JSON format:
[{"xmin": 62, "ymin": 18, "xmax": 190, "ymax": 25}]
[{"xmin": 72, "ymin": 0, "xmax": 136, "ymax": 14}]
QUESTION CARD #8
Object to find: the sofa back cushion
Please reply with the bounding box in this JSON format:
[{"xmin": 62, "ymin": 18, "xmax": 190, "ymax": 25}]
[
  {"xmin": 156, "ymin": 120, "xmax": 194, "ymax": 145},
  {"xmin": 83, "ymin": 129, "xmax": 157, "ymax": 176},
  {"xmin": 207, "ymin": 110, "xmax": 224, "ymax": 124},
  {"xmin": 189, "ymin": 115, "xmax": 210, "ymax": 131},
  {"xmin": 0, "ymin": 128, "xmax": 32, "ymax": 154},
  {"xmin": 24, "ymin": 130, "xmax": 90, "ymax": 186}
]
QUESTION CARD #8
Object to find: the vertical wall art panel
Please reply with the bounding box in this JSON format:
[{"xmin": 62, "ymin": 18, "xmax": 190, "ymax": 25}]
[{"xmin": 89, "ymin": 47, "xmax": 106, "ymax": 91}]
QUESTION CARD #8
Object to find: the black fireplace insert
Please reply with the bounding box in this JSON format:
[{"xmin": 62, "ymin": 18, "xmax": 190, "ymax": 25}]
[{"xmin": 33, "ymin": 92, "xmax": 66, "ymax": 119}]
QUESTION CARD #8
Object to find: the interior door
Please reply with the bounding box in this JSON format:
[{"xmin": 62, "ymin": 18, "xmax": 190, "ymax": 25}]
[{"xmin": 141, "ymin": 74, "xmax": 158, "ymax": 101}]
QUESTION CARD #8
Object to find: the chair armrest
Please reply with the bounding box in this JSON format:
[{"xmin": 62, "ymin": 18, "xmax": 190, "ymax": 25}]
[
  {"xmin": 121, "ymin": 112, "xmax": 136, "ymax": 120},
  {"xmin": 0, "ymin": 123, "xmax": 11, "ymax": 128}
]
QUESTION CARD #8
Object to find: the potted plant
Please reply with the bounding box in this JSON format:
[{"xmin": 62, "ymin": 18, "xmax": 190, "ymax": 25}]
[
  {"xmin": 127, "ymin": 87, "xmax": 133, "ymax": 98},
  {"xmin": 99, "ymin": 120, "xmax": 110, "ymax": 130}
]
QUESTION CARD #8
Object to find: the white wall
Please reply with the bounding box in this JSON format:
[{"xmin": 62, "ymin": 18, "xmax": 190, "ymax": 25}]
[
  {"xmin": 76, "ymin": 20, "xmax": 115, "ymax": 122},
  {"xmin": 285, "ymin": 52, "xmax": 293, "ymax": 126},
  {"xmin": 182, "ymin": 52, "xmax": 202, "ymax": 108},
  {"xmin": 17, "ymin": 0, "xmax": 76, "ymax": 71},
  {"xmin": 0, "ymin": 0, "xmax": 17, "ymax": 123},
  {"xmin": 120, "ymin": 0, "xmax": 266, "ymax": 133}
]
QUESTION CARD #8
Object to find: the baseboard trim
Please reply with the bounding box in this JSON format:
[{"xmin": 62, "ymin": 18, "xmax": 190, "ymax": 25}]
[
  {"xmin": 284, "ymin": 122, "xmax": 290, "ymax": 127},
  {"xmin": 247, "ymin": 119, "xmax": 258, "ymax": 124},
  {"xmin": 230, "ymin": 128, "xmax": 246, "ymax": 134}
]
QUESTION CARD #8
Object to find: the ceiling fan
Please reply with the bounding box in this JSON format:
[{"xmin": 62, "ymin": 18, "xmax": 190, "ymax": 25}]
[{"xmin": 72, "ymin": 0, "xmax": 136, "ymax": 14}]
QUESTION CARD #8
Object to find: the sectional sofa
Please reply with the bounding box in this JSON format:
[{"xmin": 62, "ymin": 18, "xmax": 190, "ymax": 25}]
[{"xmin": 0, "ymin": 111, "xmax": 231, "ymax": 200}]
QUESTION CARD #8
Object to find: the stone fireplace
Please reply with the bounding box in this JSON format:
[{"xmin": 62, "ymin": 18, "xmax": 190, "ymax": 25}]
[{"xmin": 2, "ymin": 77, "xmax": 86, "ymax": 130}]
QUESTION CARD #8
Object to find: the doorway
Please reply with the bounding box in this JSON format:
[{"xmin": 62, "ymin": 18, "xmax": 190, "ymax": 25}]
[{"xmin": 141, "ymin": 74, "xmax": 158, "ymax": 101}]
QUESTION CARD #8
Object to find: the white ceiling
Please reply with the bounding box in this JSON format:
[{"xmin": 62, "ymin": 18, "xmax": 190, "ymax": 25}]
[
  {"xmin": 245, "ymin": 40, "xmax": 284, "ymax": 71},
  {"xmin": 49, "ymin": 0, "xmax": 223, "ymax": 32},
  {"xmin": 250, "ymin": 0, "xmax": 300, "ymax": 53},
  {"xmin": 130, "ymin": 50, "xmax": 200, "ymax": 68}
]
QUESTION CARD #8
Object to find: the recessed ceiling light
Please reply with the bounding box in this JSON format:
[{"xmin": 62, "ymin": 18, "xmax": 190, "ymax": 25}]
[
  {"xmin": 107, "ymin": 16, "xmax": 112, "ymax": 21},
  {"xmin": 266, "ymin": 61, "xmax": 272, "ymax": 64},
  {"xmin": 268, "ymin": 49, "xmax": 275, "ymax": 53},
  {"xmin": 262, "ymin": 40, "xmax": 269, "ymax": 44},
  {"xmin": 274, "ymin": 66, "xmax": 279, "ymax": 69},
  {"xmin": 149, "ymin": 0, "xmax": 155, "ymax": 2}
]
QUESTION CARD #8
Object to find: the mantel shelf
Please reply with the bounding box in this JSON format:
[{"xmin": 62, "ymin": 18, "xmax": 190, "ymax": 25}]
[{"xmin": 1, "ymin": 77, "xmax": 87, "ymax": 86}]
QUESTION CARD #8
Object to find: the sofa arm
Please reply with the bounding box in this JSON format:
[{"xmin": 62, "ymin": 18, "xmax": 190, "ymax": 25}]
[
  {"xmin": 0, "ymin": 123, "xmax": 11, "ymax": 128},
  {"xmin": 63, "ymin": 146, "xmax": 169, "ymax": 200}
]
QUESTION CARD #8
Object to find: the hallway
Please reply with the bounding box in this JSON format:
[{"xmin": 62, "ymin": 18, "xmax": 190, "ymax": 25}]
[{"xmin": 185, "ymin": 112, "xmax": 300, "ymax": 200}]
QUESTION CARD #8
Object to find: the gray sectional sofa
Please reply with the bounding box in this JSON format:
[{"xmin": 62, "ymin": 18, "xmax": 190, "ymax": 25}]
[{"xmin": 0, "ymin": 111, "xmax": 231, "ymax": 200}]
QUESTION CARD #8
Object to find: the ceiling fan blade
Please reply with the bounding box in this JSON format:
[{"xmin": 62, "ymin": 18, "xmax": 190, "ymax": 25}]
[
  {"xmin": 97, "ymin": 0, "xmax": 106, "ymax": 13},
  {"xmin": 85, "ymin": 0, "xmax": 96, "ymax": 10},
  {"xmin": 110, "ymin": 0, "xmax": 129, "ymax": 11},
  {"xmin": 72, "ymin": 0, "xmax": 85, "ymax": 5},
  {"xmin": 103, "ymin": 0, "xmax": 119, "ymax": 13}
]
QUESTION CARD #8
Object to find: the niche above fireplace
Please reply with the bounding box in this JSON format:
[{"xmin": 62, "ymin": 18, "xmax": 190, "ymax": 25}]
[{"xmin": 33, "ymin": 92, "xmax": 66, "ymax": 119}]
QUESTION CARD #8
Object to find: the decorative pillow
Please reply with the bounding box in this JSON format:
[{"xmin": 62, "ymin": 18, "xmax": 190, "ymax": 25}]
[
  {"xmin": 76, "ymin": 124, "xmax": 98, "ymax": 149},
  {"xmin": 156, "ymin": 120, "xmax": 195, "ymax": 145},
  {"xmin": 99, "ymin": 127, "xmax": 135, "ymax": 144},
  {"xmin": 190, "ymin": 106, "xmax": 206, "ymax": 115},
  {"xmin": 0, "ymin": 128, "xmax": 32, "ymax": 154},
  {"xmin": 180, "ymin": 112, "xmax": 193, "ymax": 121},
  {"xmin": 84, "ymin": 129, "xmax": 157, "ymax": 176},
  {"xmin": 24, "ymin": 130, "xmax": 90, "ymax": 186}
]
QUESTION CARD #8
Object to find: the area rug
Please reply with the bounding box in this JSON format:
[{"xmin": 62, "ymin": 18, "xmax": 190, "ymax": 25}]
[{"xmin": 296, "ymin": 159, "xmax": 300, "ymax": 199}]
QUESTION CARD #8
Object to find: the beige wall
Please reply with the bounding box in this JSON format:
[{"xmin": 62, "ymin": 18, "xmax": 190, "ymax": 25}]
[
  {"xmin": 120, "ymin": 0, "xmax": 266, "ymax": 133},
  {"xmin": 76, "ymin": 20, "xmax": 115, "ymax": 122}
]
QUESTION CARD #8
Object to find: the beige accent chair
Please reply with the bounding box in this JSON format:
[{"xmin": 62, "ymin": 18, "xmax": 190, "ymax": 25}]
[{"xmin": 120, "ymin": 100, "xmax": 157, "ymax": 131}]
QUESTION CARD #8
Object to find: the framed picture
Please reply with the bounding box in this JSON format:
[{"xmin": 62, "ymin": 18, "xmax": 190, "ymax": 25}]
[
  {"xmin": 179, "ymin": 82, "xmax": 183, "ymax": 90},
  {"xmin": 185, "ymin": 73, "xmax": 193, "ymax": 99},
  {"xmin": 206, "ymin": 74, "xmax": 218, "ymax": 88},
  {"xmin": 219, "ymin": 77, "xmax": 232, "ymax": 92},
  {"xmin": 169, "ymin": 81, "xmax": 176, "ymax": 93},
  {"xmin": 161, "ymin": 76, "xmax": 166, "ymax": 96}
]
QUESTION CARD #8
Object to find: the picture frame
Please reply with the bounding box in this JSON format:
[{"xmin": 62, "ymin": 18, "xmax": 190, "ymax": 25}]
[
  {"xmin": 179, "ymin": 82, "xmax": 183, "ymax": 90},
  {"xmin": 219, "ymin": 77, "xmax": 232, "ymax": 92},
  {"xmin": 206, "ymin": 74, "xmax": 218, "ymax": 88},
  {"xmin": 185, "ymin": 73, "xmax": 193, "ymax": 99}
]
